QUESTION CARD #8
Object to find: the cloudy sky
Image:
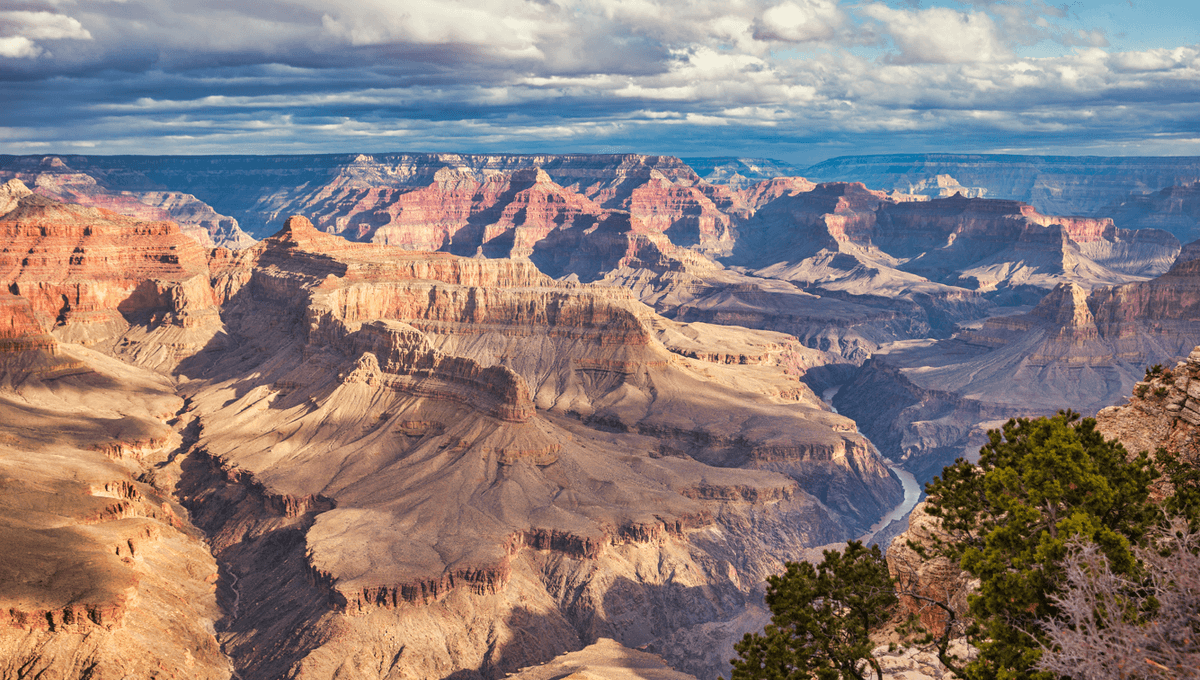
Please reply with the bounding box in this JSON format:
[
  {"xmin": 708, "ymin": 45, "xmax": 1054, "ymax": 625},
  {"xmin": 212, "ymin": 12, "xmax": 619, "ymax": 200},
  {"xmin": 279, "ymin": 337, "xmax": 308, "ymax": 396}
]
[{"xmin": 2, "ymin": 0, "xmax": 1198, "ymax": 164}]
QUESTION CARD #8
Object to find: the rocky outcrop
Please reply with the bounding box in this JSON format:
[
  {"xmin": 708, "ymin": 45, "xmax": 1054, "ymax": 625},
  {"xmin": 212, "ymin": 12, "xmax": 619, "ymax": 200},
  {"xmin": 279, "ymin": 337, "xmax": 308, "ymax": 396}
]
[
  {"xmin": 886, "ymin": 502, "xmax": 975, "ymax": 636},
  {"xmin": 1095, "ymin": 346, "xmax": 1200, "ymax": 466},
  {"xmin": 0, "ymin": 179, "xmax": 220, "ymax": 336},
  {"xmin": 348, "ymin": 321, "xmax": 536, "ymax": 423},
  {"xmin": 0, "ymin": 291, "xmax": 87, "ymax": 382}
]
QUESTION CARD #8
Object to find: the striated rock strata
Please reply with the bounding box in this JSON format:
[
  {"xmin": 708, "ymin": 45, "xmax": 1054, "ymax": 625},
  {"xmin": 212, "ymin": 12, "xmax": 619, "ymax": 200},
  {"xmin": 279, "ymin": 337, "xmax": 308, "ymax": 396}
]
[
  {"xmin": 0, "ymin": 156, "xmax": 254, "ymax": 248},
  {"xmin": 0, "ymin": 190, "xmax": 907, "ymax": 680},
  {"xmin": 839, "ymin": 241, "xmax": 1200, "ymax": 484},
  {"xmin": 0, "ymin": 288, "xmax": 228, "ymax": 679},
  {"xmin": 806, "ymin": 153, "xmax": 1200, "ymax": 217}
]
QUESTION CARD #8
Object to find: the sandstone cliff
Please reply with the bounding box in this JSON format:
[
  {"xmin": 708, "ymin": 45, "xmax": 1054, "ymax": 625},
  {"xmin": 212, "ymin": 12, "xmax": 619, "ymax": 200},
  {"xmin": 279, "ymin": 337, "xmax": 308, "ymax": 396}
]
[
  {"xmin": 838, "ymin": 241, "xmax": 1200, "ymax": 483},
  {"xmin": 0, "ymin": 288, "xmax": 228, "ymax": 679},
  {"xmin": 0, "ymin": 189, "xmax": 911, "ymax": 679}
]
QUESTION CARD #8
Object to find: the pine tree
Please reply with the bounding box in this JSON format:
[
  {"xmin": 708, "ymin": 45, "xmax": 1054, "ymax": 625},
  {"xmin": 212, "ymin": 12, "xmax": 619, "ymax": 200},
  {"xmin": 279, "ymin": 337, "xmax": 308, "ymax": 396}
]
[
  {"xmin": 729, "ymin": 541, "xmax": 897, "ymax": 680},
  {"xmin": 922, "ymin": 411, "xmax": 1159, "ymax": 680}
]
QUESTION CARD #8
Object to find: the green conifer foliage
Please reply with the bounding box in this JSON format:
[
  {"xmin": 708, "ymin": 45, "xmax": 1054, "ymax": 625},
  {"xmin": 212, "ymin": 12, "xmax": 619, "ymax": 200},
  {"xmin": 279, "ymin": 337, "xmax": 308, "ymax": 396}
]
[
  {"xmin": 923, "ymin": 411, "xmax": 1159, "ymax": 680},
  {"xmin": 729, "ymin": 541, "xmax": 897, "ymax": 680}
]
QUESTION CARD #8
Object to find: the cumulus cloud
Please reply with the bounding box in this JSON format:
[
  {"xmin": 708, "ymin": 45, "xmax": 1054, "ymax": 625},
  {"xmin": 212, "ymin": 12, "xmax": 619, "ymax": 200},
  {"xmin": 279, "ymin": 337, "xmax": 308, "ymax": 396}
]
[
  {"xmin": 0, "ymin": 36, "xmax": 42, "ymax": 58},
  {"xmin": 0, "ymin": 10, "xmax": 91, "ymax": 58},
  {"xmin": 753, "ymin": 0, "xmax": 844, "ymax": 43},
  {"xmin": 0, "ymin": 11, "xmax": 92, "ymax": 41},
  {"xmin": 1, "ymin": 0, "xmax": 1199, "ymax": 161},
  {"xmin": 863, "ymin": 4, "xmax": 1009, "ymax": 64}
]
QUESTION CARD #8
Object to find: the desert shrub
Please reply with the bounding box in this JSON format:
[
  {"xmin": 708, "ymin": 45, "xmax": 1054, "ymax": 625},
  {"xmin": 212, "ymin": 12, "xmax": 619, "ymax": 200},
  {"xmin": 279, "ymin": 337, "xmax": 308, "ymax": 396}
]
[{"xmin": 1035, "ymin": 520, "xmax": 1200, "ymax": 679}]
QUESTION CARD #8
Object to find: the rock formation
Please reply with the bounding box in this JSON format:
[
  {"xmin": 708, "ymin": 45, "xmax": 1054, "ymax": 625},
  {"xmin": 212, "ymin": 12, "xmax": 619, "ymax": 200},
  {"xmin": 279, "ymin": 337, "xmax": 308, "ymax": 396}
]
[
  {"xmin": 0, "ymin": 285, "xmax": 228, "ymax": 678},
  {"xmin": 682, "ymin": 157, "xmax": 803, "ymax": 189},
  {"xmin": 0, "ymin": 189, "xmax": 908, "ymax": 679},
  {"xmin": 1095, "ymin": 346, "xmax": 1200, "ymax": 466},
  {"xmin": 838, "ymin": 241, "xmax": 1200, "ymax": 482},
  {"xmin": 806, "ymin": 153, "xmax": 1200, "ymax": 217},
  {"xmin": 1101, "ymin": 182, "xmax": 1200, "ymax": 250},
  {"xmin": 0, "ymin": 156, "xmax": 254, "ymax": 248}
]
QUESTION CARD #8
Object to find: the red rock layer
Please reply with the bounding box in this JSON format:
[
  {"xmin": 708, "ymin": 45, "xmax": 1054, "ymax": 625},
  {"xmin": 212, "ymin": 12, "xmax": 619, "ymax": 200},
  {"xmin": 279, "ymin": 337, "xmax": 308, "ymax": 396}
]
[
  {"xmin": 0, "ymin": 180, "xmax": 218, "ymax": 333},
  {"xmin": 0, "ymin": 157, "xmax": 254, "ymax": 249}
]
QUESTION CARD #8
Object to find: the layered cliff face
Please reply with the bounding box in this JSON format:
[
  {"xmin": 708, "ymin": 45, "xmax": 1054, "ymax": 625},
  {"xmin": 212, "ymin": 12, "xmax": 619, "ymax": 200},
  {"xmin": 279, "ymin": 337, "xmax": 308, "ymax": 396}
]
[
  {"xmin": 0, "ymin": 153, "xmax": 705, "ymax": 240},
  {"xmin": 0, "ymin": 156, "xmax": 254, "ymax": 249},
  {"xmin": 876, "ymin": 195, "xmax": 1177, "ymax": 288},
  {"xmin": 837, "ymin": 243, "xmax": 1200, "ymax": 483},
  {"xmin": 0, "ymin": 178, "xmax": 226, "ymax": 372},
  {"xmin": 0, "ymin": 287, "xmax": 228, "ymax": 679},
  {"xmin": 0, "ymin": 190, "xmax": 909, "ymax": 680},
  {"xmin": 1102, "ymin": 182, "xmax": 1200, "ymax": 247}
]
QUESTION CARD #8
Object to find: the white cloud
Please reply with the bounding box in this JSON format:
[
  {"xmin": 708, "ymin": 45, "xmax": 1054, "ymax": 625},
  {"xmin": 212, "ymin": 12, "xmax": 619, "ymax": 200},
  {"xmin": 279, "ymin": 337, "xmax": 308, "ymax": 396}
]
[
  {"xmin": 317, "ymin": 0, "xmax": 559, "ymax": 54},
  {"xmin": 0, "ymin": 10, "xmax": 92, "ymax": 40},
  {"xmin": 0, "ymin": 36, "xmax": 42, "ymax": 58},
  {"xmin": 753, "ymin": 0, "xmax": 843, "ymax": 43},
  {"xmin": 0, "ymin": 10, "xmax": 91, "ymax": 59},
  {"xmin": 863, "ymin": 4, "xmax": 1008, "ymax": 64},
  {"xmin": 1111, "ymin": 47, "xmax": 1199, "ymax": 73}
]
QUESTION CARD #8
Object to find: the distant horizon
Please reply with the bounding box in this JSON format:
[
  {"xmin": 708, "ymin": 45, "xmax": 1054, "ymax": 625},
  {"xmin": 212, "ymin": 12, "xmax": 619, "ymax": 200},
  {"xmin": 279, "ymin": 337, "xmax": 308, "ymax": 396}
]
[{"xmin": 7, "ymin": 150, "xmax": 1200, "ymax": 167}]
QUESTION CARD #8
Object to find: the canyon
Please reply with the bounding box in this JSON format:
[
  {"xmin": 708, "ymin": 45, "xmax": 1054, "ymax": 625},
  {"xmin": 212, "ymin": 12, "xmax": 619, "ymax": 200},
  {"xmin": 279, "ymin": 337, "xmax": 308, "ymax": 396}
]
[{"xmin": 1, "ymin": 150, "xmax": 1199, "ymax": 679}]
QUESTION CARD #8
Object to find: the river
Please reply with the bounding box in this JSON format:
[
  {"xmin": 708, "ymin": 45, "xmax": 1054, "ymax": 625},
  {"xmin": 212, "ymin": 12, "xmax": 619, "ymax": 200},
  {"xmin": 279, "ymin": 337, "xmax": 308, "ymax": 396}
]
[{"xmin": 820, "ymin": 383, "xmax": 922, "ymax": 541}]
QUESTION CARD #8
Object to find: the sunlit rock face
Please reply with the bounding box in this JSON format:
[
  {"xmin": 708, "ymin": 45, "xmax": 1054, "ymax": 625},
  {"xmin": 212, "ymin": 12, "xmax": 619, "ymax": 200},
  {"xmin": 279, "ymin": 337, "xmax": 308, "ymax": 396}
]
[
  {"xmin": 3, "ymin": 151, "xmax": 1199, "ymax": 678},
  {"xmin": 837, "ymin": 243, "xmax": 1200, "ymax": 483},
  {"xmin": 0, "ymin": 190, "xmax": 907, "ymax": 680}
]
